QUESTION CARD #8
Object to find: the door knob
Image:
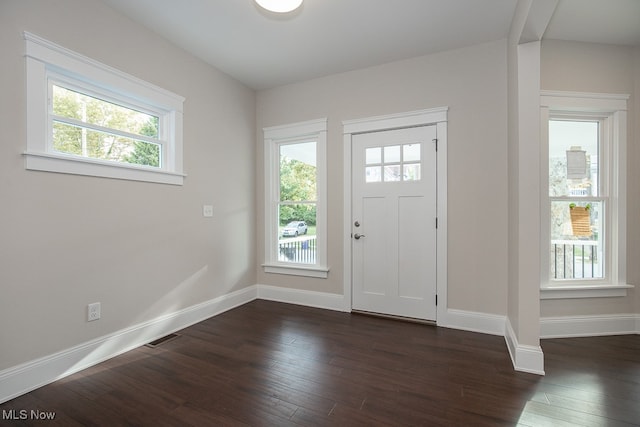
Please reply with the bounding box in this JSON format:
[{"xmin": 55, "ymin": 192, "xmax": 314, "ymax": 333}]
[{"xmin": 354, "ymin": 233, "xmax": 365, "ymax": 240}]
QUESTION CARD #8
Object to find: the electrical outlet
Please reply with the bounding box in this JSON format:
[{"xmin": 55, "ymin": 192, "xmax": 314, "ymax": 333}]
[
  {"xmin": 87, "ymin": 302, "xmax": 101, "ymax": 322},
  {"xmin": 203, "ymin": 205, "xmax": 214, "ymax": 217}
]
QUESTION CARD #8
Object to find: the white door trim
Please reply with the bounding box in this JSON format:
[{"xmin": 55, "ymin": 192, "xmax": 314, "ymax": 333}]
[{"xmin": 342, "ymin": 107, "xmax": 448, "ymax": 323}]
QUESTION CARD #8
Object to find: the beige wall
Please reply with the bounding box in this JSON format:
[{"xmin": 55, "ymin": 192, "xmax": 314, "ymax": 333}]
[
  {"xmin": 507, "ymin": 21, "xmax": 521, "ymax": 338},
  {"xmin": 0, "ymin": 0, "xmax": 256, "ymax": 370},
  {"xmin": 635, "ymin": 48, "xmax": 640, "ymax": 314},
  {"xmin": 256, "ymin": 39, "xmax": 510, "ymax": 316},
  {"xmin": 511, "ymin": 39, "xmax": 544, "ymax": 348},
  {"xmin": 540, "ymin": 40, "xmax": 638, "ymax": 317}
]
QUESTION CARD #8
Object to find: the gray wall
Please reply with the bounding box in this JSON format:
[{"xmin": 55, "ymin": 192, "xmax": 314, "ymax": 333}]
[
  {"xmin": 540, "ymin": 40, "xmax": 639, "ymax": 318},
  {"xmin": 256, "ymin": 39, "xmax": 510, "ymax": 316},
  {"xmin": 2, "ymin": 0, "xmax": 636, "ymax": 377},
  {"xmin": 0, "ymin": 0, "xmax": 256, "ymax": 370}
]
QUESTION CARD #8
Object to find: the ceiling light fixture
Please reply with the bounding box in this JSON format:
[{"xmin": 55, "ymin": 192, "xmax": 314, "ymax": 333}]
[{"xmin": 255, "ymin": 0, "xmax": 303, "ymax": 13}]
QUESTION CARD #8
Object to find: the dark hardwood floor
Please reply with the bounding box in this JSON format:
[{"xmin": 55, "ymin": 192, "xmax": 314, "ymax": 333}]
[{"xmin": 1, "ymin": 300, "xmax": 639, "ymax": 426}]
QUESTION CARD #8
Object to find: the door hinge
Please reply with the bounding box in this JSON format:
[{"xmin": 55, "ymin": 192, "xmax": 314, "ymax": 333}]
[
  {"xmin": 435, "ymin": 294, "xmax": 438, "ymax": 306},
  {"xmin": 433, "ymin": 138, "xmax": 438, "ymax": 151},
  {"xmin": 435, "ymin": 217, "xmax": 438, "ymax": 229}
]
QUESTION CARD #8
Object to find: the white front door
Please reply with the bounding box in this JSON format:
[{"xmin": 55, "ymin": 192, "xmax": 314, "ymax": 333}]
[{"xmin": 351, "ymin": 125, "xmax": 437, "ymax": 321}]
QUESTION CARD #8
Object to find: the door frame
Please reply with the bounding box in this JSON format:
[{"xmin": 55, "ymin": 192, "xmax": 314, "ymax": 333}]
[{"xmin": 342, "ymin": 107, "xmax": 448, "ymax": 324}]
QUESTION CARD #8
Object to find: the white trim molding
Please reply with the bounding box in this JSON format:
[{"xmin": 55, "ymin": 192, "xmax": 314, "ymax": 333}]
[
  {"xmin": 261, "ymin": 264, "xmax": 329, "ymax": 279},
  {"xmin": 540, "ymin": 91, "xmax": 629, "ymax": 111},
  {"xmin": 540, "ymin": 284, "xmax": 633, "ymax": 299},
  {"xmin": 1, "ymin": 283, "xmax": 548, "ymax": 404},
  {"xmin": 505, "ymin": 319, "xmax": 545, "ymax": 375},
  {"xmin": 0, "ymin": 286, "xmax": 257, "ymax": 404},
  {"xmin": 342, "ymin": 107, "xmax": 448, "ymax": 135},
  {"xmin": 0, "ymin": 285, "xmax": 350, "ymax": 404},
  {"xmin": 23, "ymin": 151, "xmax": 186, "ymax": 186},
  {"xmin": 438, "ymin": 309, "xmax": 506, "ymax": 336},
  {"xmin": 540, "ymin": 314, "xmax": 640, "ymax": 338},
  {"xmin": 256, "ymin": 284, "xmax": 348, "ymax": 312}
]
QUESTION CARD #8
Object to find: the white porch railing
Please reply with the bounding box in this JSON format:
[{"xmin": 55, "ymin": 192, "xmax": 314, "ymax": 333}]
[{"xmin": 278, "ymin": 236, "xmax": 317, "ymax": 264}]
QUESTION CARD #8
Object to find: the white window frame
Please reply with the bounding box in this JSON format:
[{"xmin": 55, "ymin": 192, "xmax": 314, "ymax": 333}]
[
  {"xmin": 540, "ymin": 91, "xmax": 632, "ymax": 299},
  {"xmin": 262, "ymin": 118, "xmax": 328, "ymax": 278},
  {"xmin": 24, "ymin": 32, "xmax": 185, "ymax": 185}
]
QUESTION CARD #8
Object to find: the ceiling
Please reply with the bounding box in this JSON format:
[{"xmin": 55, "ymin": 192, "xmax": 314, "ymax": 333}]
[{"xmin": 99, "ymin": 0, "xmax": 640, "ymax": 90}]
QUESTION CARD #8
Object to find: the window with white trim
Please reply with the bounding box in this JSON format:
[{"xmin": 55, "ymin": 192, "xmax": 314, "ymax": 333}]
[
  {"xmin": 263, "ymin": 119, "xmax": 328, "ymax": 278},
  {"xmin": 24, "ymin": 32, "xmax": 185, "ymax": 185},
  {"xmin": 548, "ymin": 118, "xmax": 604, "ymax": 280},
  {"xmin": 541, "ymin": 91, "xmax": 632, "ymax": 299}
]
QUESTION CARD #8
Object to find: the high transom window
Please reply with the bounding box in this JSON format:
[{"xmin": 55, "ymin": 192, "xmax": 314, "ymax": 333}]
[
  {"xmin": 25, "ymin": 32, "xmax": 184, "ymax": 185},
  {"xmin": 51, "ymin": 83, "xmax": 162, "ymax": 168}
]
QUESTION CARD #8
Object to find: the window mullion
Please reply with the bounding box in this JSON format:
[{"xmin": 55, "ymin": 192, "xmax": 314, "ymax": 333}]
[
  {"xmin": 280, "ymin": 200, "xmax": 317, "ymax": 205},
  {"xmin": 51, "ymin": 115, "xmax": 161, "ymax": 145},
  {"xmin": 549, "ymin": 196, "xmax": 605, "ymax": 203}
]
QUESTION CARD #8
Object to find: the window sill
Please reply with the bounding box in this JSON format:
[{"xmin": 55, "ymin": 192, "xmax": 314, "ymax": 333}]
[
  {"xmin": 24, "ymin": 151, "xmax": 185, "ymax": 185},
  {"xmin": 540, "ymin": 283, "xmax": 634, "ymax": 299},
  {"xmin": 262, "ymin": 263, "xmax": 329, "ymax": 279}
]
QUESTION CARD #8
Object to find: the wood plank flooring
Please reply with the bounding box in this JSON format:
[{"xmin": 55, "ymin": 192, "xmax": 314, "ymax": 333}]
[{"xmin": 1, "ymin": 300, "xmax": 639, "ymax": 426}]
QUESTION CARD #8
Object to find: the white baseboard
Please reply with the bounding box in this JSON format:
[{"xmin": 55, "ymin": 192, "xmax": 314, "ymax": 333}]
[
  {"xmin": 257, "ymin": 284, "xmax": 348, "ymax": 312},
  {"xmin": 540, "ymin": 313, "xmax": 640, "ymax": 338},
  {"xmin": 438, "ymin": 310, "xmax": 546, "ymax": 375},
  {"xmin": 505, "ymin": 318, "xmax": 545, "ymax": 375},
  {"xmin": 0, "ymin": 284, "xmax": 348, "ymax": 404},
  {"xmin": 0, "ymin": 286, "xmax": 257, "ymax": 405},
  {"xmin": 5, "ymin": 283, "xmax": 569, "ymax": 404},
  {"xmin": 438, "ymin": 308, "xmax": 506, "ymax": 336}
]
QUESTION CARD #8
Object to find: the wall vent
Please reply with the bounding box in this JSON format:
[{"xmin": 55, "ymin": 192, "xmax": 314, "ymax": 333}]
[{"xmin": 145, "ymin": 333, "xmax": 180, "ymax": 348}]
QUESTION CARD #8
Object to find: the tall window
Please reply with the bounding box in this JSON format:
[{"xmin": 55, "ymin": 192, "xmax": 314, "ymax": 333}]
[
  {"xmin": 25, "ymin": 32, "xmax": 184, "ymax": 185},
  {"xmin": 541, "ymin": 91, "xmax": 630, "ymax": 298},
  {"xmin": 279, "ymin": 141, "xmax": 317, "ymax": 264},
  {"xmin": 263, "ymin": 119, "xmax": 328, "ymax": 278},
  {"xmin": 548, "ymin": 119, "xmax": 604, "ymax": 280}
]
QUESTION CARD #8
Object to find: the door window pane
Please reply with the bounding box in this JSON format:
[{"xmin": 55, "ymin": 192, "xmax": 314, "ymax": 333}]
[
  {"xmin": 365, "ymin": 143, "xmax": 423, "ymax": 183},
  {"xmin": 403, "ymin": 144, "xmax": 420, "ymax": 162},
  {"xmin": 366, "ymin": 166, "xmax": 382, "ymax": 182},
  {"xmin": 366, "ymin": 147, "xmax": 382, "ymax": 164},
  {"xmin": 384, "ymin": 165, "xmax": 401, "ymax": 182},
  {"xmin": 403, "ymin": 164, "xmax": 421, "ymax": 181},
  {"xmin": 384, "ymin": 145, "xmax": 401, "ymax": 163}
]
